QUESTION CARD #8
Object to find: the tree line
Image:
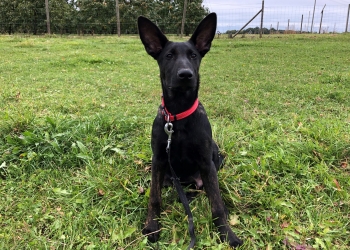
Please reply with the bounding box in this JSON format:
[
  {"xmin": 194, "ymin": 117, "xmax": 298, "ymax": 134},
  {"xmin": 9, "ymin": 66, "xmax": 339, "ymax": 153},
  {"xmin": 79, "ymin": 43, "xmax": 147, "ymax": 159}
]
[
  {"xmin": 225, "ymin": 27, "xmax": 278, "ymax": 35},
  {"xmin": 0, "ymin": 0, "xmax": 209, "ymax": 35}
]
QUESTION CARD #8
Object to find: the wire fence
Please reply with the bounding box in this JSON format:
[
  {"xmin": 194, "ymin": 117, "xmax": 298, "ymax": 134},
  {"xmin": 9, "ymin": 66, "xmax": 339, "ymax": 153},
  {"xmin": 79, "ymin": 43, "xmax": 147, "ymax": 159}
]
[
  {"xmin": 215, "ymin": 4, "xmax": 350, "ymax": 34},
  {"xmin": 0, "ymin": 2, "xmax": 349, "ymax": 35}
]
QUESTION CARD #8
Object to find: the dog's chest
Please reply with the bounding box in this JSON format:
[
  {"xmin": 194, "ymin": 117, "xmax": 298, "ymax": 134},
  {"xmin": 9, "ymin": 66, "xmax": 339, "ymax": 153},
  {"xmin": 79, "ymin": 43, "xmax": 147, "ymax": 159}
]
[{"xmin": 169, "ymin": 127, "xmax": 207, "ymax": 164}]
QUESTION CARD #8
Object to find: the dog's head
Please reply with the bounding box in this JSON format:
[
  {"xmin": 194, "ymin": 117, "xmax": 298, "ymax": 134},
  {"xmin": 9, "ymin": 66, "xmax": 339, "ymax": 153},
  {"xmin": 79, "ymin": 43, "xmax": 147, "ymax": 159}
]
[{"xmin": 138, "ymin": 13, "xmax": 217, "ymax": 94}]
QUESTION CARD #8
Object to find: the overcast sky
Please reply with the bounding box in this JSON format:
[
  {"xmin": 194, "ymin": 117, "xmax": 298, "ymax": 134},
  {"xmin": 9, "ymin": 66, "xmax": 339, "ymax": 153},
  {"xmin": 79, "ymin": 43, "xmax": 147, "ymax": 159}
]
[{"xmin": 202, "ymin": 0, "xmax": 350, "ymax": 32}]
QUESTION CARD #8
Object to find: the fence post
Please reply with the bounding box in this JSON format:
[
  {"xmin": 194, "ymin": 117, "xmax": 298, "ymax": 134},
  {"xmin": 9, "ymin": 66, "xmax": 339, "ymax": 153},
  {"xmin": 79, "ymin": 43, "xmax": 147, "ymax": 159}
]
[
  {"xmin": 311, "ymin": 0, "xmax": 316, "ymax": 33},
  {"xmin": 319, "ymin": 4, "xmax": 326, "ymax": 34},
  {"xmin": 346, "ymin": 4, "xmax": 350, "ymax": 32},
  {"xmin": 300, "ymin": 14, "xmax": 303, "ymax": 33},
  {"xmin": 116, "ymin": 0, "xmax": 120, "ymax": 37},
  {"xmin": 45, "ymin": 0, "xmax": 51, "ymax": 34},
  {"xmin": 277, "ymin": 21, "xmax": 279, "ymax": 33},
  {"xmin": 181, "ymin": 0, "xmax": 188, "ymax": 38},
  {"xmin": 260, "ymin": 0, "xmax": 264, "ymax": 38},
  {"xmin": 232, "ymin": 9, "xmax": 262, "ymax": 38}
]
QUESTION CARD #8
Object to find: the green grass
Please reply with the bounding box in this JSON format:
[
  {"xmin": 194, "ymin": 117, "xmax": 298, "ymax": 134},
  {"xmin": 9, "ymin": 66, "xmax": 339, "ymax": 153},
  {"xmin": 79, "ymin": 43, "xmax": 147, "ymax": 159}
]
[{"xmin": 0, "ymin": 33, "xmax": 349, "ymax": 249}]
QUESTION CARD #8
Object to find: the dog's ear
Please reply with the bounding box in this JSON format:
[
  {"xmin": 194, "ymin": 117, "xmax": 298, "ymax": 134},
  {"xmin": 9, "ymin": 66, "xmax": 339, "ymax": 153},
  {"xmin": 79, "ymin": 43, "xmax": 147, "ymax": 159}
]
[
  {"xmin": 189, "ymin": 13, "xmax": 217, "ymax": 57},
  {"xmin": 138, "ymin": 16, "xmax": 168, "ymax": 59}
]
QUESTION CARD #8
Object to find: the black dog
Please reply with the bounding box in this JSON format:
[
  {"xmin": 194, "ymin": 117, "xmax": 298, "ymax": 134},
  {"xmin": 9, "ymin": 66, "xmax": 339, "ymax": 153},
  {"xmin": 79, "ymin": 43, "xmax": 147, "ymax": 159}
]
[{"xmin": 138, "ymin": 13, "xmax": 243, "ymax": 248}]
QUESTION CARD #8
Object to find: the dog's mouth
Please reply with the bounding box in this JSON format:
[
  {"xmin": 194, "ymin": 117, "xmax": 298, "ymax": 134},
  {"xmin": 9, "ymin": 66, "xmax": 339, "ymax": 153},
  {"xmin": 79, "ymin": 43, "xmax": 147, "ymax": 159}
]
[
  {"xmin": 167, "ymin": 85, "xmax": 196, "ymax": 91},
  {"xmin": 165, "ymin": 79, "xmax": 197, "ymax": 91}
]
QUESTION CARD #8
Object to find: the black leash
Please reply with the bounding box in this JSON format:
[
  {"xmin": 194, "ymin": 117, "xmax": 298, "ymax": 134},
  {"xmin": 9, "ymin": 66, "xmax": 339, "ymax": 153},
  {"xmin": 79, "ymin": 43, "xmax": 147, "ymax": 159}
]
[{"xmin": 164, "ymin": 117, "xmax": 196, "ymax": 250}]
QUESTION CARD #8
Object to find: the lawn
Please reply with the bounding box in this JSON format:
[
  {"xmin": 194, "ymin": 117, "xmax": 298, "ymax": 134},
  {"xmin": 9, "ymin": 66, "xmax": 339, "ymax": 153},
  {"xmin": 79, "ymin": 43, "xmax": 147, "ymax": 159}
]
[{"xmin": 0, "ymin": 33, "xmax": 349, "ymax": 249}]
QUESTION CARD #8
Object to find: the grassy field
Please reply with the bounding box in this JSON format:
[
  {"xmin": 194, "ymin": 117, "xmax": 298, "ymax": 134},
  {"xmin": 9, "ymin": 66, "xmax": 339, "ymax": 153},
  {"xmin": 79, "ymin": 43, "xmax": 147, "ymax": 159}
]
[{"xmin": 0, "ymin": 33, "xmax": 349, "ymax": 249}]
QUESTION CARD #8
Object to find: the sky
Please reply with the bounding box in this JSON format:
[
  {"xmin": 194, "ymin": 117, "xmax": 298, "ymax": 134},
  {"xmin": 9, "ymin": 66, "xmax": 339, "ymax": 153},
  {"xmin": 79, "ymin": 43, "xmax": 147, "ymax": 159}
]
[{"xmin": 202, "ymin": 0, "xmax": 350, "ymax": 32}]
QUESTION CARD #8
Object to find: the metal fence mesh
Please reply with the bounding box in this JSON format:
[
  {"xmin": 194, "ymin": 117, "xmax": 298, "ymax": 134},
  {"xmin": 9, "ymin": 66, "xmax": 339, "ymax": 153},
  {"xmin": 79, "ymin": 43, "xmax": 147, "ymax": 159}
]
[{"xmin": 0, "ymin": 2, "xmax": 349, "ymax": 35}]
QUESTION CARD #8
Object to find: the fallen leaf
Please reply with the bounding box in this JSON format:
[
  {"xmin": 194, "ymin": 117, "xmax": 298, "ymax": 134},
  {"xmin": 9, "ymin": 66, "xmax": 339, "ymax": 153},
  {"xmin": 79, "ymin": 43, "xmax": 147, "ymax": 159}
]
[
  {"xmin": 333, "ymin": 179, "xmax": 341, "ymax": 191},
  {"xmin": 256, "ymin": 157, "xmax": 261, "ymax": 165},
  {"xmin": 280, "ymin": 221, "xmax": 289, "ymax": 229},
  {"xmin": 314, "ymin": 185, "xmax": 324, "ymax": 192},
  {"xmin": 266, "ymin": 243, "xmax": 272, "ymax": 250},
  {"xmin": 340, "ymin": 161, "xmax": 348, "ymax": 169},
  {"xmin": 229, "ymin": 214, "xmax": 240, "ymax": 226},
  {"xmin": 312, "ymin": 150, "xmax": 322, "ymax": 159},
  {"xmin": 98, "ymin": 189, "xmax": 105, "ymax": 196},
  {"xmin": 282, "ymin": 237, "xmax": 290, "ymax": 246},
  {"xmin": 138, "ymin": 186, "xmax": 145, "ymax": 195},
  {"xmin": 294, "ymin": 227, "xmax": 302, "ymax": 235},
  {"xmin": 56, "ymin": 207, "xmax": 64, "ymax": 216},
  {"xmin": 134, "ymin": 160, "xmax": 143, "ymax": 165}
]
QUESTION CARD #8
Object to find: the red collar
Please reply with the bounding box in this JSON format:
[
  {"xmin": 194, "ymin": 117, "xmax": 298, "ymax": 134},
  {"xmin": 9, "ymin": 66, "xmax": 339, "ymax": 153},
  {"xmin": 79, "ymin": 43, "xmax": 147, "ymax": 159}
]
[{"xmin": 161, "ymin": 97, "xmax": 199, "ymax": 121}]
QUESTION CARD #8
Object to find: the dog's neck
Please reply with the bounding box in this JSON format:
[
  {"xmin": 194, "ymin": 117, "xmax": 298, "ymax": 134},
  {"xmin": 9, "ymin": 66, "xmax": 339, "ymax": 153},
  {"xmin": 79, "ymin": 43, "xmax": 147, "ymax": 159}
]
[{"xmin": 162, "ymin": 88, "xmax": 199, "ymax": 115}]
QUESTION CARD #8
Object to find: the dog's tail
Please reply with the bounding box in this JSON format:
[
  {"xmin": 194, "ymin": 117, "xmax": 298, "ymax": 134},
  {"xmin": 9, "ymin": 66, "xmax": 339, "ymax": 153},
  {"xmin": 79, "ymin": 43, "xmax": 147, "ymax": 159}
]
[
  {"xmin": 218, "ymin": 152, "xmax": 225, "ymax": 169},
  {"xmin": 213, "ymin": 142, "xmax": 225, "ymax": 171}
]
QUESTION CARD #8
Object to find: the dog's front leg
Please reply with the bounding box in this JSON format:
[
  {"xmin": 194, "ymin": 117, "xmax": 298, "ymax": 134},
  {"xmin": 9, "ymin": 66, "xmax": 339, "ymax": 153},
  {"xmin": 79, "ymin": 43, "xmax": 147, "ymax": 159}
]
[
  {"xmin": 201, "ymin": 161, "xmax": 243, "ymax": 247},
  {"xmin": 142, "ymin": 157, "xmax": 165, "ymax": 242}
]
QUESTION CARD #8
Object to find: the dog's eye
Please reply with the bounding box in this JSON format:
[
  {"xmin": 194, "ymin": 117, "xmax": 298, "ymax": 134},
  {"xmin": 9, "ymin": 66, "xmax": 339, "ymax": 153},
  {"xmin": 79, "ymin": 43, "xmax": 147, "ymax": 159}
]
[
  {"xmin": 190, "ymin": 53, "xmax": 197, "ymax": 59},
  {"xmin": 166, "ymin": 53, "xmax": 173, "ymax": 59}
]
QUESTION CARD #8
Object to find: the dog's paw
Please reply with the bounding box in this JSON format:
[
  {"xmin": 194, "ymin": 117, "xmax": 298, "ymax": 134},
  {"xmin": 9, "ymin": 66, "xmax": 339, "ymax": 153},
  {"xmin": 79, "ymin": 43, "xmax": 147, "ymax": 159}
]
[
  {"xmin": 142, "ymin": 221, "xmax": 160, "ymax": 243},
  {"xmin": 219, "ymin": 227, "xmax": 243, "ymax": 248},
  {"xmin": 227, "ymin": 234, "xmax": 243, "ymax": 248}
]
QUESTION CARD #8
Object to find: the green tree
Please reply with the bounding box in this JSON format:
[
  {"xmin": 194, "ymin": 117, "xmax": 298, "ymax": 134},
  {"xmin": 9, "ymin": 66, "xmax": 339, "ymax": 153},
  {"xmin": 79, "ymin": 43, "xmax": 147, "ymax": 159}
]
[
  {"xmin": 124, "ymin": 0, "xmax": 210, "ymax": 35},
  {"xmin": 50, "ymin": 0, "xmax": 76, "ymax": 34},
  {"xmin": 0, "ymin": 0, "xmax": 46, "ymax": 34},
  {"xmin": 119, "ymin": 0, "xmax": 155, "ymax": 34},
  {"xmin": 183, "ymin": 0, "xmax": 210, "ymax": 35},
  {"xmin": 19, "ymin": 0, "xmax": 46, "ymax": 34},
  {"xmin": 0, "ymin": 0, "xmax": 210, "ymax": 35},
  {"xmin": 0, "ymin": 0, "xmax": 18, "ymax": 34},
  {"xmin": 75, "ymin": 0, "xmax": 119, "ymax": 34}
]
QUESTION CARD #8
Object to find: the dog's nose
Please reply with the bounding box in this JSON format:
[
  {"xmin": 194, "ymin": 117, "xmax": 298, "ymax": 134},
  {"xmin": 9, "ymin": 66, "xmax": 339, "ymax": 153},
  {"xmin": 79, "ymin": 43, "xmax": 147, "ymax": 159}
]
[{"xmin": 177, "ymin": 69, "xmax": 193, "ymax": 80}]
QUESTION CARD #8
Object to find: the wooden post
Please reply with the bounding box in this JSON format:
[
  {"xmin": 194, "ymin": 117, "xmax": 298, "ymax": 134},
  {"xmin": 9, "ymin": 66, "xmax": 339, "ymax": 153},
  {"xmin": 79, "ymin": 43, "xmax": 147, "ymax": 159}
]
[
  {"xmin": 181, "ymin": 0, "xmax": 188, "ymax": 38},
  {"xmin": 287, "ymin": 19, "xmax": 290, "ymax": 32},
  {"xmin": 116, "ymin": 0, "xmax": 120, "ymax": 37},
  {"xmin": 260, "ymin": 0, "xmax": 264, "ymax": 38},
  {"xmin": 311, "ymin": 0, "xmax": 316, "ymax": 33},
  {"xmin": 319, "ymin": 4, "xmax": 326, "ymax": 34},
  {"xmin": 346, "ymin": 4, "xmax": 350, "ymax": 32},
  {"xmin": 45, "ymin": 0, "xmax": 51, "ymax": 34},
  {"xmin": 277, "ymin": 21, "xmax": 279, "ymax": 33},
  {"xmin": 232, "ymin": 9, "xmax": 262, "ymax": 38},
  {"xmin": 307, "ymin": 11, "xmax": 310, "ymax": 32},
  {"xmin": 300, "ymin": 14, "xmax": 303, "ymax": 33}
]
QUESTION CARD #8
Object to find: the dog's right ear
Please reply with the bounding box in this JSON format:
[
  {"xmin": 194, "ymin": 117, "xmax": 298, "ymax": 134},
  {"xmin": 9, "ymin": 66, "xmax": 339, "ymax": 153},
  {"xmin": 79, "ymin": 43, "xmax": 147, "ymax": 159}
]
[{"xmin": 138, "ymin": 16, "xmax": 168, "ymax": 59}]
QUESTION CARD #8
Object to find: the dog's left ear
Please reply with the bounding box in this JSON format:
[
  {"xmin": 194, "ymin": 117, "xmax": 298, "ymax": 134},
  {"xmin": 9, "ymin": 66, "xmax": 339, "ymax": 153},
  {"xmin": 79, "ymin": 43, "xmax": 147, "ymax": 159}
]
[{"xmin": 189, "ymin": 13, "xmax": 217, "ymax": 57}]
